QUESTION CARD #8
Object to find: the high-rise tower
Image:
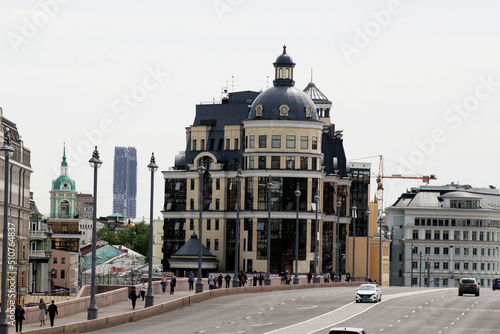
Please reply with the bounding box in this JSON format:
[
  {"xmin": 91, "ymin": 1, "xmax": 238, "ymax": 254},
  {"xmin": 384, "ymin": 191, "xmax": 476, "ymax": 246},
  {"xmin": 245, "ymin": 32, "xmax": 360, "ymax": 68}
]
[{"xmin": 113, "ymin": 147, "xmax": 137, "ymax": 218}]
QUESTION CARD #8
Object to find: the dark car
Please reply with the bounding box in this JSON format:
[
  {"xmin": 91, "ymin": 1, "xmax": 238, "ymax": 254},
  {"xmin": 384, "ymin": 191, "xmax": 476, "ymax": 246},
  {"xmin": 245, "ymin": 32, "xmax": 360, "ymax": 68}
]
[
  {"xmin": 492, "ymin": 278, "xmax": 500, "ymax": 291},
  {"xmin": 458, "ymin": 278, "xmax": 480, "ymax": 296}
]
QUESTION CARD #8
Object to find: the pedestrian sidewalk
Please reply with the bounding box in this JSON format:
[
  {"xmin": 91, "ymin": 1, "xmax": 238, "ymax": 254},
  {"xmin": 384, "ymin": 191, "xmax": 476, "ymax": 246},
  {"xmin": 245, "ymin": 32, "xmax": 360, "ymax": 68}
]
[{"xmin": 14, "ymin": 289, "xmax": 196, "ymax": 333}]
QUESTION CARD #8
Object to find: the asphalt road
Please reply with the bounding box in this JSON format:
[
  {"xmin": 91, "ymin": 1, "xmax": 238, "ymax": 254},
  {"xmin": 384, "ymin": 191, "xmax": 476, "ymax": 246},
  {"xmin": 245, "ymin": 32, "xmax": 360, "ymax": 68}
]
[{"xmin": 89, "ymin": 286, "xmax": 500, "ymax": 334}]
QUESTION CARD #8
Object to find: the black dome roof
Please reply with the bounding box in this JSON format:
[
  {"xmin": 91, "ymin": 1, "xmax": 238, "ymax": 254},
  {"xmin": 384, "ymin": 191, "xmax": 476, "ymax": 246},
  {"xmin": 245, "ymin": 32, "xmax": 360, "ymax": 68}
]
[
  {"xmin": 248, "ymin": 86, "xmax": 319, "ymax": 121},
  {"xmin": 274, "ymin": 45, "xmax": 295, "ymax": 67}
]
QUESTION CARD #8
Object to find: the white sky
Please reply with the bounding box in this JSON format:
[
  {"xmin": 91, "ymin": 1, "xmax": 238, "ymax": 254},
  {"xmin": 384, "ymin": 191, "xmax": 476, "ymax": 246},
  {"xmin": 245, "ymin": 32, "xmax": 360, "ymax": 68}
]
[{"xmin": 1, "ymin": 0, "xmax": 500, "ymax": 220}]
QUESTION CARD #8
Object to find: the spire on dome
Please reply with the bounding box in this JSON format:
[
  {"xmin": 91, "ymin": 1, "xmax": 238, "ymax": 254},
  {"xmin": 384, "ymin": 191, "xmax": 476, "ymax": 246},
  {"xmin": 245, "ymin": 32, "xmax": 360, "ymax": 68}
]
[
  {"xmin": 283, "ymin": 44, "xmax": 287, "ymax": 54},
  {"xmin": 61, "ymin": 144, "xmax": 68, "ymax": 175}
]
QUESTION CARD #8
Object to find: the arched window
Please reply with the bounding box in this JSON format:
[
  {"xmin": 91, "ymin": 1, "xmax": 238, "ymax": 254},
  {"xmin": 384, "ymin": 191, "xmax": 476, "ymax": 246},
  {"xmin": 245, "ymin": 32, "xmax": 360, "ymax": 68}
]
[
  {"xmin": 60, "ymin": 200, "xmax": 70, "ymax": 219},
  {"xmin": 279, "ymin": 68, "xmax": 283, "ymax": 78}
]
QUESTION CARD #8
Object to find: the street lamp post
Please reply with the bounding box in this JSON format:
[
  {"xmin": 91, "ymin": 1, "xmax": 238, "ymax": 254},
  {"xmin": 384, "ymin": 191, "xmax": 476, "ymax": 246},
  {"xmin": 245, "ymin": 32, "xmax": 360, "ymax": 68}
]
[
  {"xmin": 313, "ymin": 191, "xmax": 320, "ymax": 283},
  {"xmin": 365, "ymin": 209, "xmax": 370, "ymax": 281},
  {"xmin": 351, "ymin": 203, "xmax": 357, "ymax": 282},
  {"xmin": 426, "ymin": 256, "xmax": 430, "ymax": 287},
  {"xmin": 232, "ymin": 169, "xmax": 243, "ymax": 288},
  {"xmin": 0, "ymin": 129, "xmax": 14, "ymax": 334},
  {"xmin": 145, "ymin": 153, "xmax": 158, "ymax": 307},
  {"xmin": 379, "ymin": 217, "xmax": 383, "ymax": 286},
  {"xmin": 336, "ymin": 200, "xmax": 341, "ymax": 281},
  {"xmin": 294, "ymin": 184, "xmax": 301, "ymax": 285},
  {"xmin": 88, "ymin": 146, "xmax": 102, "ymax": 320},
  {"xmin": 265, "ymin": 177, "xmax": 273, "ymax": 286},
  {"xmin": 196, "ymin": 162, "xmax": 206, "ymax": 293},
  {"xmin": 419, "ymin": 252, "xmax": 423, "ymax": 287},
  {"xmin": 410, "ymin": 244, "xmax": 414, "ymax": 287}
]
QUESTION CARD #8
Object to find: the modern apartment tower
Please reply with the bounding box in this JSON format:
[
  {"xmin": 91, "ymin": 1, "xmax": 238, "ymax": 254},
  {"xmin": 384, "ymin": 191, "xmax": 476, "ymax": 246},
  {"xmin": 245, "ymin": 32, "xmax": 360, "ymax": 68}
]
[{"xmin": 113, "ymin": 146, "xmax": 137, "ymax": 218}]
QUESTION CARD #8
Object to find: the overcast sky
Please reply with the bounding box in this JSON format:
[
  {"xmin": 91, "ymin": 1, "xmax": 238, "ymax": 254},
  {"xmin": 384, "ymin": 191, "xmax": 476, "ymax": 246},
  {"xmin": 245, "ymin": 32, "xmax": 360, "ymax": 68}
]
[{"xmin": 2, "ymin": 0, "xmax": 500, "ymax": 220}]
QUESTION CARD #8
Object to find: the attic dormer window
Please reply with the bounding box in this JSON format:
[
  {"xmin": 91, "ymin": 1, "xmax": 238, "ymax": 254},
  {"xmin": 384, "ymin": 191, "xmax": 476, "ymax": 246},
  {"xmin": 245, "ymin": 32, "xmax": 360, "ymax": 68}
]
[
  {"xmin": 255, "ymin": 104, "xmax": 263, "ymax": 117},
  {"xmin": 279, "ymin": 104, "xmax": 289, "ymax": 116}
]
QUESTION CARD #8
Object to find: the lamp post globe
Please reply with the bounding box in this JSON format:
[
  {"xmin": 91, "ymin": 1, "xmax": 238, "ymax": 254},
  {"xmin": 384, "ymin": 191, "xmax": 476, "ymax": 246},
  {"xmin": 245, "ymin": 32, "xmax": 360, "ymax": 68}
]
[
  {"xmin": 88, "ymin": 146, "xmax": 102, "ymax": 320},
  {"xmin": 145, "ymin": 153, "xmax": 158, "ymax": 307},
  {"xmin": 294, "ymin": 183, "xmax": 301, "ymax": 285},
  {"xmin": 196, "ymin": 161, "xmax": 206, "ymax": 293}
]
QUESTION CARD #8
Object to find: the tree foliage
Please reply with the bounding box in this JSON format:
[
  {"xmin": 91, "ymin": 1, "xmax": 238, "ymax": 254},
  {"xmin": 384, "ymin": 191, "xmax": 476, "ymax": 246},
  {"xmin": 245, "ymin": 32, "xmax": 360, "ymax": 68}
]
[{"xmin": 96, "ymin": 222, "xmax": 150, "ymax": 260}]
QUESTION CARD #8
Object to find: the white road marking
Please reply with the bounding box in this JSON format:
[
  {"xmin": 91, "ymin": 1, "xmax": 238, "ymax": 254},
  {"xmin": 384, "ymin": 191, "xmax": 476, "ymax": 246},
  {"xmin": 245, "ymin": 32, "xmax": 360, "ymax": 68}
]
[{"xmin": 297, "ymin": 305, "xmax": 318, "ymax": 310}]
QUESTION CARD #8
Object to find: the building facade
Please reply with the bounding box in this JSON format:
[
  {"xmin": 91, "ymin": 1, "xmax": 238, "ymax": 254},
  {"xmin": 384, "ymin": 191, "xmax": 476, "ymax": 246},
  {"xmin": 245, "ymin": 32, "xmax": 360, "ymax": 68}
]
[
  {"xmin": 76, "ymin": 193, "xmax": 94, "ymax": 219},
  {"xmin": 113, "ymin": 146, "xmax": 137, "ymax": 218},
  {"xmin": 0, "ymin": 108, "xmax": 32, "ymax": 300},
  {"xmin": 162, "ymin": 48, "xmax": 356, "ymax": 276},
  {"xmin": 387, "ymin": 183, "xmax": 500, "ymax": 288}
]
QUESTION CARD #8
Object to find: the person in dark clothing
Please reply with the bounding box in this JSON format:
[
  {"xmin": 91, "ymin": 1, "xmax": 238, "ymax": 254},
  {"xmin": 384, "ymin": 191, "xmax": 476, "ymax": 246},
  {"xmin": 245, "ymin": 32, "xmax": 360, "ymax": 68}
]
[
  {"xmin": 47, "ymin": 300, "xmax": 58, "ymax": 327},
  {"xmin": 170, "ymin": 273, "xmax": 177, "ymax": 294},
  {"xmin": 218, "ymin": 274, "xmax": 223, "ymax": 289},
  {"xmin": 258, "ymin": 271, "xmax": 264, "ymax": 286},
  {"xmin": 188, "ymin": 271, "xmax": 195, "ymax": 291},
  {"xmin": 15, "ymin": 304, "xmax": 25, "ymax": 333},
  {"xmin": 346, "ymin": 272, "xmax": 351, "ymax": 282},
  {"xmin": 253, "ymin": 271, "xmax": 258, "ymax": 286},
  {"xmin": 338, "ymin": 271, "xmax": 342, "ymax": 282},
  {"xmin": 128, "ymin": 286, "xmax": 138, "ymax": 309},
  {"xmin": 225, "ymin": 273, "xmax": 231, "ymax": 288},
  {"xmin": 307, "ymin": 272, "xmax": 312, "ymax": 284}
]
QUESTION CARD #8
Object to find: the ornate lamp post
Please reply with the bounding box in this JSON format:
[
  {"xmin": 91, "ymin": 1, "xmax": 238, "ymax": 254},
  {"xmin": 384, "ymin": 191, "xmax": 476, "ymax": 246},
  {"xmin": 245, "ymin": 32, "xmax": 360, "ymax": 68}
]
[
  {"xmin": 336, "ymin": 200, "xmax": 341, "ymax": 281},
  {"xmin": 265, "ymin": 177, "xmax": 273, "ymax": 286},
  {"xmin": 365, "ymin": 209, "xmax": 370, "ymax": 281},
  {"xmin": 410, "ymin": 243, "xmax": 414, "ymax": 287},
  {"xmin": 419, "ymin": 251, "xmax": 423, "ymax": 287},
  {"xmin": 294, "ymin": 183, "xmax": 301, "ymax": 285},
  {"xmin": 0, "ymin": 129, "xmax": 14, "ymax": 334},
  {"xmin": 88, "ymin": 146, "xmax": 102, "ymax": 320},
  {"xmin": 313, "ymin": 191, "xmax": 320, "ymax": 283},
  {"xmin": 196, "ymin": 161, "xmax": 206, "ymax": 293},
  {"xmin": 351, "ymin": 203, "xmax": 357, "ymax": 281},
  {"xmin": 145, "ymin": 153, "xmax": 158, "ymax": 307},
  {"xmin": 232, "ymin": 169, "xmax": 243, "ymax": 287}
]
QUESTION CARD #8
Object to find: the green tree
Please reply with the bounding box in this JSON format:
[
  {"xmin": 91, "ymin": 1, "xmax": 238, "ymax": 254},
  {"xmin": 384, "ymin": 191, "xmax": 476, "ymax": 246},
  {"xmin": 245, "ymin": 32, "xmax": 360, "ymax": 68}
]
[{"xmin": 97, "ymin": 222, "xmax": 150, "ymax": 260}]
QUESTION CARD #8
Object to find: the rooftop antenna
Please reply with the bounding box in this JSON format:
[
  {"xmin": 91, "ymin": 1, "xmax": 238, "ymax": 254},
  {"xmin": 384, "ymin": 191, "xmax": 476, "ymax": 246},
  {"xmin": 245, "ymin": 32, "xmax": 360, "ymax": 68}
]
[
  {"xmin": 311, "ymin": 68, "xmax": 313, "ymax": 82},
  {"xmin": 231, "ymin": 76, "xmax": 234, "ymax": 92},
  {"xmin": 266, "ymin": 76, "xmax": 269, "ymax": 89}
]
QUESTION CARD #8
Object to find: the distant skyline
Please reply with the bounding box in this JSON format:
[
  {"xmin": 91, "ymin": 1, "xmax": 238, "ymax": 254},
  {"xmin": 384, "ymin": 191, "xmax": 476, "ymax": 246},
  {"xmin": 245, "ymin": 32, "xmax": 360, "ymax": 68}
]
[{"xmin": 2, "ymin": 1, "xmax": 500, "ymax": 219}]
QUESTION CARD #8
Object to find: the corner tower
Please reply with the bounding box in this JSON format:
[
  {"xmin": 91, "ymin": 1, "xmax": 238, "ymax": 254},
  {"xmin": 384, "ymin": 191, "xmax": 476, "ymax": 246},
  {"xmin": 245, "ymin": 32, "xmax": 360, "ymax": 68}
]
[{"xmin": 50, "ymin": 145, "xmax": 77, "ymax": 218}]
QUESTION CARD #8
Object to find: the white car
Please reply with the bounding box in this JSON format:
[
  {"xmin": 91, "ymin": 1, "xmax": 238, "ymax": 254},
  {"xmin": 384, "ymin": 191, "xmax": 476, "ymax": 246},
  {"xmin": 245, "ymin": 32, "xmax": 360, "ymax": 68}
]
[{"xmin": 355, "ymin": 283, "xmax": 381, "ymax": 303}]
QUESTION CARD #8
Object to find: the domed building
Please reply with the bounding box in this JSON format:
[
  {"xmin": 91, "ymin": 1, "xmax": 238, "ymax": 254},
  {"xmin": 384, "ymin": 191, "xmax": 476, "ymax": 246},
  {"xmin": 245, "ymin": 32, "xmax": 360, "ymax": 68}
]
[
  {"xmin": 161, "ymin": 47, "xmax": 354, "ymax": 279},
  {"xmin": 50, "ymin": 146, "xmax": 77, "ymax": 219}
]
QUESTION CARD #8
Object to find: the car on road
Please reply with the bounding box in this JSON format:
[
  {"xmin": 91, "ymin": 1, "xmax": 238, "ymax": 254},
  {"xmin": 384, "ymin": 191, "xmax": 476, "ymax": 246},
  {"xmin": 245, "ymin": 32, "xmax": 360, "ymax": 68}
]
[
  {"xmin": 355, "ymin": 283, "xmax": 381, "ymax": 303},
  {"xmin": 492, "ymin": 278, "xmax": 500, "ymax": 291},
  {"xmin": 458, "ymin": 277, "xmax": 480, "ymax": 296},
  {"xmin": 329, "ymin": 327, "xmax": 367, "ymax": 334}
]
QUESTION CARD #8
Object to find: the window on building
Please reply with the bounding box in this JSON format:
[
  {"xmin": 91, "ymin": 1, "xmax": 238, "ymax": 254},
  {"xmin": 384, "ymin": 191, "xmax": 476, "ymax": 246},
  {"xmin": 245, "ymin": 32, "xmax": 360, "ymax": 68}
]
[
  {"xmin": 207, "ymin": 219, "xmax": 211, "ymax": 230},
  {"xmin": 425, "ymin": 230, "xmax": 431, "ymax": 239},
  {"xmin": 61, "ymin": 257, "xmax": 65, "ymax": 264},
  {"xmin": 286, "ymin": 156, "xmax": 295, "ymax": 169},
  {"xmin": 464, "ymin": 248, "xmax": 469, "ymax": 256},
  {"xmin": 472, "ymin": 262, "xmax": 477, "ymax": 270},
  {"xmin": 272, "ymin": 135, "xmax": 281, "ymax": 148},
  {"xmin": 286, "ymin": 135, "xmax": 296, "ymax": 149},
  {"xmin": 443, "ymin": 231, "xmax": 449, "ymax": 240},
  {"xmin": 472, "ymin": 231, "xmax": 477, "ymax": 241},
  {"xmin": 258, "ymin": 156, "xmax": 266, "ymax": 169},
  {"xmin": 61, "ymin": 270, "xmax": 65, "ymax": 279},
  {"xmin": 206, "ymin": 239, "xmax": 210, "ymax": 250},
  {"xmin": 191, "ymin": 179, "xmax": 195, "ymax": 190},
  {"xmin": 249, "ymin": 135, "xmax": 255, "ymax": 148},
  {"xmin": 472, "ymin": 248, "xmax": 477, "ymax": 256},
  {"xmin": 312, "ymin": 136, "xmax": 318, "ymax": 149},
  {"xmin": 226, "ymin": 138, "xmax": 230, "ymax": 150},
  {"xmin": 480, "ymin": 232, "xmax": 484, "ymax": 241},
  {"xmin": 434, "ymin": 231, "xmax": 440, "ymax": 240},
  {"xmin": 300, "ymin": 157, "xmax": 308, "ymax": 170},
  {"xmin": 192, "ymin": 139, "xmax": 197, "ymax": 151},
  {"xmin": 248, "ymin": 156, "xmax": 255, "ymax": 169},
  {"xmin": 434, "ymin": 247, "xmax": 440, "ymax": 255},
  {"xmin": 259, "ymin": 135, "xmax": 267, "ymax": 148},
  {"xmin": 464, "ymin": 262, "xmax": 469, "ymax": 270},
  {"xmin": 215, "ymin": 239, "xmax": 219, "ymax": 251},
  {"xmin": 215, "ymin": 219, "xmax": 219, "ymax": 231},
  {"xmin": 443, "ymin": 262, "xmax": 449, "ymax": 270},
  {"xmin": 190, "ymin": 199, "xmax": 195, "ymax": 210},
  {"xmin": 425, "ymin": 246, "xmax": 430, "ymax": 254},
  {"xmin": 454, "ymin": 230, "xmax": 460, "ymax": 240},
  {"xmin": 216, "ymin": 199, "xmax": 220, "ymax": 210},
  {"xmin": 311, "ymin": 157, "xmax": 317, "ymax": 170},
  {"xmin": 413, "ymin": 230, "xmax": 419, "ymax": 239},
  {"xmin": 53, "ymin": 270, "xmax": 57, "ymax": 279},
  {"xmin": 190, "ymin": 219, "xmax": 194, "ymax": 230},
  {"xmin": 434, "ymin": 262, "xmax": 440, "ymax": 269},
  {"xmin": 463, "ymin": 231, "xmax": 469, "ymax": 240},
  {"xmin": 234, "ymin": 138, "xmax": 239, "ymax": 150},
  {"xmin": 455, "ymin": 262, "xmax": 460, "ymax": 270},
  {"xmin": 201, "ymin": 139, "xmax": 205, "ymax": 150},
  {"xmin": 271, "ymin": 156, "xmax": 280, "ymax": 169},
  {"xmin": 53, "ymin": 257, "xmax": 57, "ymax": 264},
  {"xmin": 300, "ymin": 136, "xmax": 308, "ymax": 149},
  {"xmin": 215, "ymin": 179, "xmax": 220, "ymax": 190},
  {"xmin": 443, "ymin": 247, "xmax": 449, "ymax": 255},
  {"xmin": 412, "ymin": 261, "xmax": 417, "ymax": 269}
]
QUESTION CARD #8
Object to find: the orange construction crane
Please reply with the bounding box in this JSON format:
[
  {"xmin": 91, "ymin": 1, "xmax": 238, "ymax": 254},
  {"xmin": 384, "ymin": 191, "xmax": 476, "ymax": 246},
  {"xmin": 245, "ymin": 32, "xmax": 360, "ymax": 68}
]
[{"xmin": 375, "ymin": 155, "xmax": 436, "ymax": 217}]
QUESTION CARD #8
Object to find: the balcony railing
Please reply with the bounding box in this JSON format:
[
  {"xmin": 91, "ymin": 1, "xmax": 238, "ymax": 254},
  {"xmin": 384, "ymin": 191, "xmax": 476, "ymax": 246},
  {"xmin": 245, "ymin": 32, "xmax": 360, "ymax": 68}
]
[{"xmin": 29, "ymin": 249, "xmax": 50, "ymax": 258}]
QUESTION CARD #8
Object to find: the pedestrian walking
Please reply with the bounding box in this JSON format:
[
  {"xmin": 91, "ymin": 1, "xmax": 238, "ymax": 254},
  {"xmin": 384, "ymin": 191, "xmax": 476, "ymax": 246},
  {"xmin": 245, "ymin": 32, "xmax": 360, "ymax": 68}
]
[
  {"xmin": 15, "ymin": 304, "xmax": 25, "ymax": 333},
  {"xmin": 139, "ymin": 280, "xmax": 148, "ymax": 301},
  {"xmin": 170, "ymin": 272, "xmax": 177, "ymax": 294},
  {"xmin": 324, "ymin": 272, "xmax": 330, "ymax": 283},
  {"xmin": 253, "ymin": 271, "xmax": 258, "ymax": 286},
  {"xmin": 258, "ymin": 271, "xmax": 264, "ymax": 286},
  {"xmin": 346, "ymin": 272, "xmax": 351, "ymax": 282},
  {"xmin": 338, "ymin": 271, "xmax": 342, "ymax": 282},
  {"xmin": 39, "ymin": 298, "xmax": 47, "ymax": 326},
  {"xmin": 128, "ymin": 286, "xmax": 138, "ymax": 309},
  {"xmin": 161, "ymin": 274, "xmax": 168, "ymax": 294},
  {"xmin": 242, "ymin": 271, "xmax": 248, "ymax": 285},
  {"xmin": 307, "ymin": 272, "xmax": 312, "ymax": 284},
  {"xmin": 208, "ymin": 274, "xmax": 215, "ymax": 290},
  {"xmin": 239, "ymin": 272, "xmax": 245, "ymax": 287},
  {"xmin": 225, "ymin": 273, "xmax": 231, "ymax": 288},
  {"xmin": 188, "ymin": 271, "xmax": 195, "ymax": 291},
  {"xmin": 218, "ymin": 273, "xmax": 223, "ymax": 289},
  {"xmin": 47, "ymin": 300, "xmax": 58, "ymax": 327}
]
